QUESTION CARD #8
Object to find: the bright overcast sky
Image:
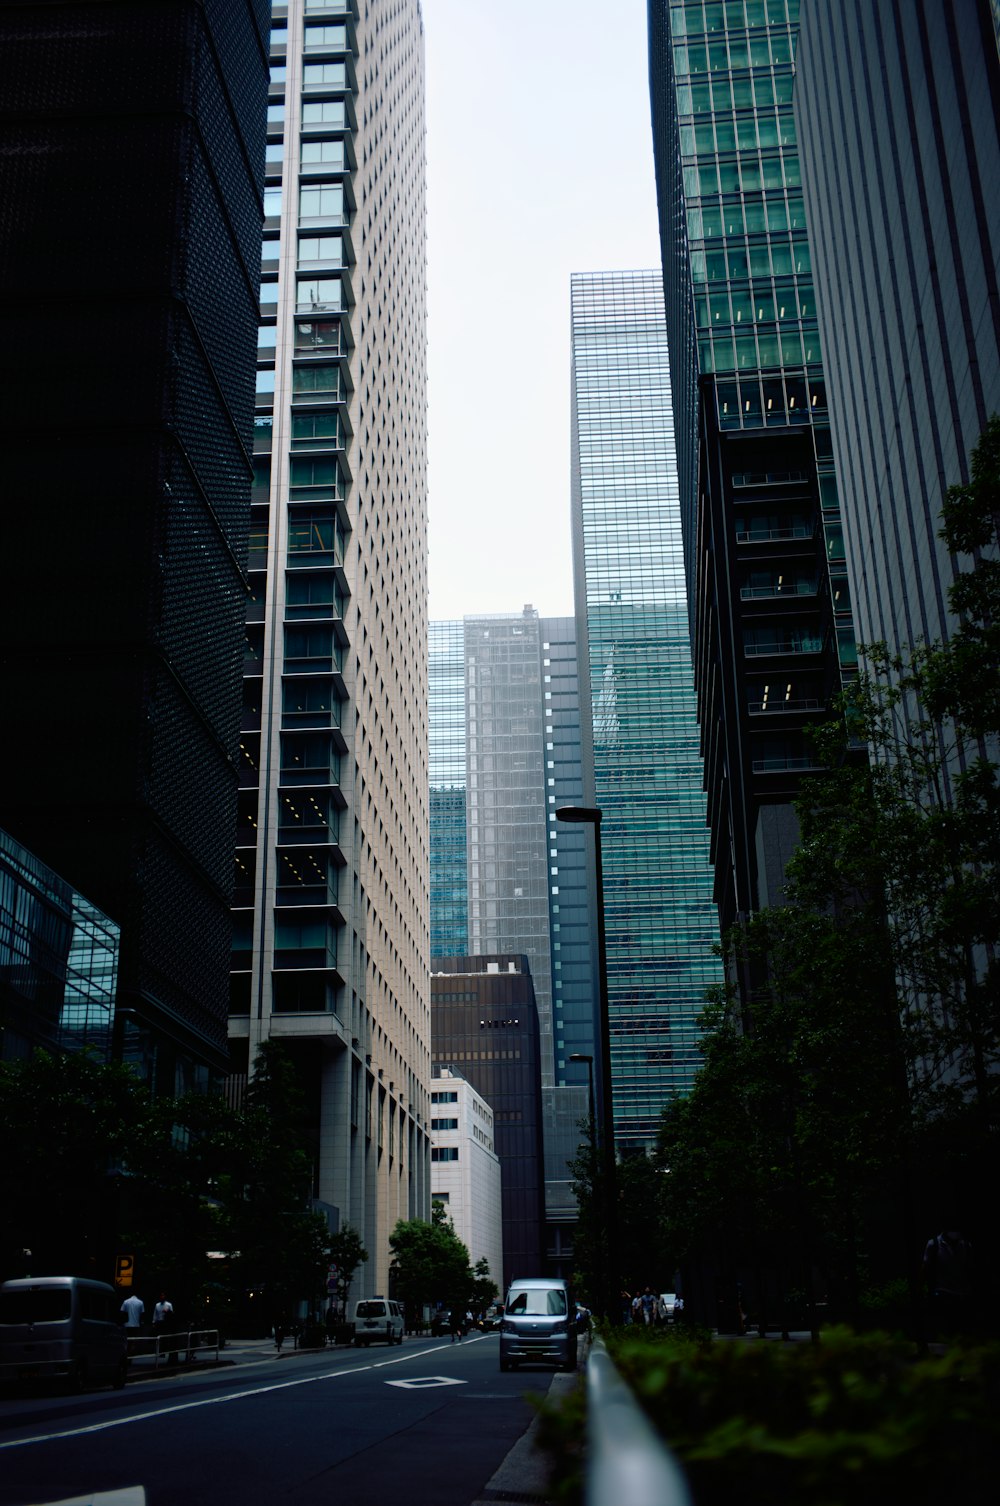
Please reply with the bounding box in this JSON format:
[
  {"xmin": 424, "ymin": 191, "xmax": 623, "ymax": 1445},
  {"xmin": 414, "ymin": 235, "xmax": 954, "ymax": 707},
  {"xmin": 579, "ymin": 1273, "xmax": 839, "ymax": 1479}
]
[{"xmin": 422, "ymin": 0, "xmax": 663, "ymax": 622}]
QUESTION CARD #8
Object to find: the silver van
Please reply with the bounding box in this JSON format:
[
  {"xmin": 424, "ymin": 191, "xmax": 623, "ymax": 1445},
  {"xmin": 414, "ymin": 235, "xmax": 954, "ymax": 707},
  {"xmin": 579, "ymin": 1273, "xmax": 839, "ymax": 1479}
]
[
  {"xmin": 0, "ymin": 1277, "xmax": 128, "ymax": 1392},
  {"xmin": 351, "ymin": 1297, "xmax": 404, "ymax": 1346},
  {"xmin": 499, "ymin": 1277, "xmax": 576, "ymax": 1372}
]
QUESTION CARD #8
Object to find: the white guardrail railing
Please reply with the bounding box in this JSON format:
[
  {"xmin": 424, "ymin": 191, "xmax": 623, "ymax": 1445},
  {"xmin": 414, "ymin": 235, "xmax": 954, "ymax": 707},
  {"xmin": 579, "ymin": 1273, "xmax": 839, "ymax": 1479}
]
[
  {"xmin": 126, "ymin": 1329, "xmax": 220, "ymax": 1368},
  {"xmin": 586, "ymin": 1341, "xmax": 693, "ymax": 1506}
]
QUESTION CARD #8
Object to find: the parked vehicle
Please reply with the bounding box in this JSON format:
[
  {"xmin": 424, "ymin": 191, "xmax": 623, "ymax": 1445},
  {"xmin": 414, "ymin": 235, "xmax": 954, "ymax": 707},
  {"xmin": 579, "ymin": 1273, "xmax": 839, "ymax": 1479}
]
[
  {"xmin": 351, "ymin": 1297, "xmax": 404, "ymax": 1346},
  {"xmin": 477, "ymin": 1305, "xmax": 503, "ymax": 1332},
  {"xmin": 0, "ymin": 1277, "xmax": 128, "ymax": 1393},
  {"xmin": 499, "ymin": 1278, "xmax": 576, "ymax": 1373}
]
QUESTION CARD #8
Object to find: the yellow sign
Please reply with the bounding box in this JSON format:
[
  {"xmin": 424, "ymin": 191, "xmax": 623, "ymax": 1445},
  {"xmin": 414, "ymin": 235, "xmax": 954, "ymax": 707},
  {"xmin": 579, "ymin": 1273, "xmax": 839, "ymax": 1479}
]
[{"xmin": 115, "ymin": 1254, "xmax": 135, "ymax": 1288}]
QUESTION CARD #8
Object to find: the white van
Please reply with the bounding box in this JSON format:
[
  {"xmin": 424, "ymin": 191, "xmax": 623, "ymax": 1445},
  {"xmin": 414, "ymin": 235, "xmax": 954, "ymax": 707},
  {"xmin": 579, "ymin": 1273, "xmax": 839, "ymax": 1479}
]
[
  {"xmin": 499, "ymin": 1277, "xmax": 577, "ymax": 1372},
  {"xmin": 0, "ymin": 1277, "xmax": 128, "ymax": 1392},
  {"xmin": 351, "ymin": 1297, "xmax": 404, "ymax": 1346}
]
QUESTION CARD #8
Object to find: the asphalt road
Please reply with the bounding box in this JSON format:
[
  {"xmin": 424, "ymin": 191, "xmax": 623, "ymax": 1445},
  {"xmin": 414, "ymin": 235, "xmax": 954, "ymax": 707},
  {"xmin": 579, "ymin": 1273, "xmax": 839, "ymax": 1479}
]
[{"xmin": 0, "ymin": 1332, "xmax": 561, "ymax": 1506}]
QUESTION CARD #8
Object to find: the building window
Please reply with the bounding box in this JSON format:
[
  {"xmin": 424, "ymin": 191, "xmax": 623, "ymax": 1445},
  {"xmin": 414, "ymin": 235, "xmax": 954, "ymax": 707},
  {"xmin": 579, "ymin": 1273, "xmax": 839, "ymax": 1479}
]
[
  {"xmin": 431, "ymin": 1118, "xmax": 458, "ymax": 1130},
  {"xmin": 302, "ymin": 139, "xmax": 345, "ymax": 171},
  {"xmin": 302, "ymin": 100, "xmax": 346, "ymax": 129},
  {"xmin": 431, "ymin": 1091, "xmax": 458, "ymax": 1103},
  {"xmin": 299, "ymin": 183, "xmax": 344, "ymax": 223},
  {"xmin": 293, "ymin": 364, "xmax": 342, "ymax": 399},
  {"xmin": 297, "ymin": 276, "xmax": 342, "ymax": 313},
  {"xmin": 431, "ymin": 1147, "xmax": 459, "ymax": 1163},
  {"xmin": 298, "ymin": 235, "xmax": 343, "ymax": 266},
  {"xmin": 294, "ymin": 319, "xmax": 343, "ymax": 355},
  {"xmin": 303, "ymin": 62, "xmax": 346, "ymax": 89},
  {"xmin": 304, "ymin": 24, "xmax": 348, "ymax": 50}
]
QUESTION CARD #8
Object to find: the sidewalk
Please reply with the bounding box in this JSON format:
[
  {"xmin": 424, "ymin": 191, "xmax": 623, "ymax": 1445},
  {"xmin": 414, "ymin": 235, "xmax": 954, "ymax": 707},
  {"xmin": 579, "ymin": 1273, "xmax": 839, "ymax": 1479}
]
[{"xmin": 125, "ymin": 1332, "xmax": 354, "ymax": 1383}]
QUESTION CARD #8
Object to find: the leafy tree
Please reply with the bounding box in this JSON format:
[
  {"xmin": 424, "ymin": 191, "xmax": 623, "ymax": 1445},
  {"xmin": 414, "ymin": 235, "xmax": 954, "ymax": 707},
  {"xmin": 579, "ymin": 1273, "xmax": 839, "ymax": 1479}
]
[
  {"xmin": 389, "ymin": 1205, "xmax": 480, "ymax": 1322},
  {"xmin": 0, "ymin": 1049, "xmax": 158, "ymax": 1281},
  {"xmin": 469, "ymin": 1256, "xmax": 499, "ymax": 1314},
  {"xmin": 0, "ymin": 1050, "xmax": 229, "ymax": 1311},
  {"xmin": 328, "ymin": 1222, "xmax": 368, "ymax": 1315},
  {"xmin": 211, "ymin": 1041, "xmax": 331, "ymax": 1325}
]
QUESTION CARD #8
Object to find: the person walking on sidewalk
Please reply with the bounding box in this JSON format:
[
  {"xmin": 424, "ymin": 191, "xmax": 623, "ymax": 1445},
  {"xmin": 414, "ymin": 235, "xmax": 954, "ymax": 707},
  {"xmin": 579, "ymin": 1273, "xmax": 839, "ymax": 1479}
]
[
  {"xmin": 121, "ymin": 1293, "xmax": 145, "ymax": 1331},
  {"xmin": 152, "ymin": 1292, "xmax": 178, "ymax": 1365}
]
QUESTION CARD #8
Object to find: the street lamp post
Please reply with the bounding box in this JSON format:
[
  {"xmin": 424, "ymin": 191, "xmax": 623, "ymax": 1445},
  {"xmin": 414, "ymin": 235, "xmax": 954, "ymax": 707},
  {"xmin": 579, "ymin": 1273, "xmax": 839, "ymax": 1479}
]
[
  {"xmin": 557, "ymin": 805, "xmax": 618, "ymax": 1321},
  {"xmin": 568, "ymin": 1052, "xmax": 595, "ymax": 1129}
]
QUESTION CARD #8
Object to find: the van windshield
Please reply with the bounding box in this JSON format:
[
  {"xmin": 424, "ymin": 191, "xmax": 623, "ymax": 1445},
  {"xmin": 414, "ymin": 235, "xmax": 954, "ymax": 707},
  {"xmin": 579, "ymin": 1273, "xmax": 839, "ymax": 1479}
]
[
  {"xmin": 356, "ymin": 1301, "xmax": 386, "ymax": 1318},
  {"xmin": 0, "ymin": 1289, "xmax": 72, "ymax": 1325},
  {"xmin": 507, "ymin": 1289, "xmax": 567, "ymax": 1316}
]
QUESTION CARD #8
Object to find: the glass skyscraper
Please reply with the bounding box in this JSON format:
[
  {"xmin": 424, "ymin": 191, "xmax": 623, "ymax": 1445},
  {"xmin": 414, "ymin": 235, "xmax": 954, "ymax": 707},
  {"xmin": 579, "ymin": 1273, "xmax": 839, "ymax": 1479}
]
[
  {"xmin": 648, "ymin": 0, "xmax": 857, "ymax": 932},
  {"xmin": 428, "ymin": 610, "xmax": 596, "ymax": 1269},
  {"xmin": 429, "ymin": 621, "xmax": 469, "ymax": 960},
  {"xmin": 570, "ymin": 269, "xmax": 723, "ymax": 1151}
]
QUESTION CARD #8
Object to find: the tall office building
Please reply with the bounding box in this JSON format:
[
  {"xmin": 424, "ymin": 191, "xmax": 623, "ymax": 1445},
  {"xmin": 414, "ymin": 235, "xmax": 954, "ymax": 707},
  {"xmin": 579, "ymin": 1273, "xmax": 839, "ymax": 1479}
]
[
  {"xmin": 1, "ymin": 827, "xmax": 120, "ymax": 1065},
  {"xmin": 429, "ymin": 610, "xmax": 595, "ymax": 1269},
  {"xmin": 229, "ymin": 0, "xmax": 429, "ymax": 1294},
  {"xmin": 570, "ymin": 270, "xmax": 723, "ymax": 1151},
  {"xmin": 794, "ymin": 0, "xmax": 1000, "ymax": 663},
  {"xmin": 0, "ymin": 0, "xmax": 268, "ymax": 1091},
  {"xmin": 431, "ymin": 956, "xmax": 545, "ymax": 1288},
  {"xmin": 429, "ymin": 621, "xmax": 469, "ymax": 960},
  {"xmin": 430, "ymin": 611, "xmax": 597, "ymax": 1082},
  {"xmin": 648, "ymin": 0, "xmax": 858, "ymax": 932}
]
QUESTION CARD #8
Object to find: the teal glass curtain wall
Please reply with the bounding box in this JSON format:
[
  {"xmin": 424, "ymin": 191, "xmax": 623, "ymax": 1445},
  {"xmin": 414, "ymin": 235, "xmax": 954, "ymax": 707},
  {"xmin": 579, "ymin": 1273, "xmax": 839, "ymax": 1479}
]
[{"xmin": 570, "ymin": 270, "xmax": 723, "ymax": 1150}]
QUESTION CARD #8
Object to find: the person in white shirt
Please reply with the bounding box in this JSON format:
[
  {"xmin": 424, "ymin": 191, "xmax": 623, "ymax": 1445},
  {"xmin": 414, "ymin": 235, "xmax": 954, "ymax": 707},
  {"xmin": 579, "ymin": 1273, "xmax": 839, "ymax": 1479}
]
[
  {"xmin": 120, "ymin": 1293, "xmax": 144, "ymax": 1329},
  {"xmin": 152, "ymin": 1292, "xmax": 178, "ymax": 1364}
]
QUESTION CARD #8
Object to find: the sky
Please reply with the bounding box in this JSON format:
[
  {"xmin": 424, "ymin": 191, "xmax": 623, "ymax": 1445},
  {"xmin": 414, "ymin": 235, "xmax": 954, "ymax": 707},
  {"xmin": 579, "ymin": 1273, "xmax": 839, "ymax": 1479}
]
[{"xmin": 422, "ymin": 0, "xmax": 663, "ymax": 622}]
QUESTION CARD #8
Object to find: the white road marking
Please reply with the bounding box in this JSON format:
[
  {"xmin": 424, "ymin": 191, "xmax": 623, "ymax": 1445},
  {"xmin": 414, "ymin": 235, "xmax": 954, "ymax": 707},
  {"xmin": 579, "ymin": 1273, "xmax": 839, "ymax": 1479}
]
[
  {"xmin": 385, "ymin": 1376, "xmax": 467, "ymax": 1389},
  {"xmin": 28, "ymin": 1491, "xmax": 145, "ymax": 1506},
  {"xmin": 0, "ymin": 1340, "xmax": 485, "ymax": 1452}
]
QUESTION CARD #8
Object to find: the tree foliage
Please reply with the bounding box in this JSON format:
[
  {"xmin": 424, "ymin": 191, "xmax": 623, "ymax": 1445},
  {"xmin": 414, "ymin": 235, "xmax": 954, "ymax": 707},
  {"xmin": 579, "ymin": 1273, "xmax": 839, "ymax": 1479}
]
[
  {"xmin": 651, "ymin": 418, "xmax": 1000, "ymax": 1330},
  {"xmin": 210, "ymin": 1040, "xmax": 331, "ymax": 1319},
  {"xmin": 328, "ymin": 1222, "xmax": 368, "ymax": 1313},
  {"xmin": 0, "ymin": 1040, "xmax": 338, "ymax": 1328},
  {"xmin": 389, "ymin": 1204, "xmax": 496, "ymax": 1318}
]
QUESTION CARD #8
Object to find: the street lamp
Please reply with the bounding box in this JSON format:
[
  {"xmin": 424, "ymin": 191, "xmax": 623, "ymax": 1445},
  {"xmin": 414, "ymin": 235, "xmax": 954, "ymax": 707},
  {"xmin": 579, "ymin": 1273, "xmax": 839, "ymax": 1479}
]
[
  {"xmin": 568, "ymin": 1052, "xmax": 595, "ymax": 1128},
  {"xmin": 557, "ymin": 805, "xmax": 618, "ymax": 1320}
]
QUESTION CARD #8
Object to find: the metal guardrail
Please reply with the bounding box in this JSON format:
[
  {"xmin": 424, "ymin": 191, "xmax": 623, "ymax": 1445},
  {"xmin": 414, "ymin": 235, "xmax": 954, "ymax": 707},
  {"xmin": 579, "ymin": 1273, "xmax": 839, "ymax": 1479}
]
[
  {"xmin": 126, "ymin": 1329, "xmax": 220, "ymax": 1368},
  {"xmin": 586, "ymin": 1341, "xmax": 693, "ymax": 1506}
]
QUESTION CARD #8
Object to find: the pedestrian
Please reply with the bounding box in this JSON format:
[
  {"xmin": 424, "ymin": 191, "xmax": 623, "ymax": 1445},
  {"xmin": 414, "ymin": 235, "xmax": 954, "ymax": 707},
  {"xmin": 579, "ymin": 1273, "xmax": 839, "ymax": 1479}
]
[
  {"xmin": 151, "ymin": 1291, "xmax": 178, "ymax": 1365},
  {"xmin": 641, "ymin": 1287, "xmax": 656, "ymax": 1326},
  {"xmin": 620, "ymin": 1289, "xmax": 632, "ymax": 1324},
  {"xmin": 274, "ymin": 1316, "xmax": 286, "ymax": 1353},
  {"xmin": 449, "ymin": 1306, "xmax": 463, "ymax": 1343},
  {"xmin": 120, "ymin": 1292, "xmax": 144, "ymax": 1331},
  {"xmin": 631, "ymin": 1292, "xmax": 643, "ymax": 1324},
  {"xmin": 923, "ymin": 1225, "xmax": 974, "ymax": 1338}
]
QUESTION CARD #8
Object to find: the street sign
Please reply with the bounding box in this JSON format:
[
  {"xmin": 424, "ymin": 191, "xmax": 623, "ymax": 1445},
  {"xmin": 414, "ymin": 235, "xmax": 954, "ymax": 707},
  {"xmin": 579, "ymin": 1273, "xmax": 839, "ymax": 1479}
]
[{"xmin": 115, "ymin": 1254, "xmax": 135, "ymax": 1288}]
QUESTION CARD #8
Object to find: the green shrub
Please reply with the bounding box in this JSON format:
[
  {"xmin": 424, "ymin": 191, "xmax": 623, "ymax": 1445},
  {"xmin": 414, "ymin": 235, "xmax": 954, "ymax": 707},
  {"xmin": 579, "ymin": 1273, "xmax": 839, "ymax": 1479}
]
[{"xmin": 608, "ymin": 1327, "xmax": 1000, "ymax": 1506}]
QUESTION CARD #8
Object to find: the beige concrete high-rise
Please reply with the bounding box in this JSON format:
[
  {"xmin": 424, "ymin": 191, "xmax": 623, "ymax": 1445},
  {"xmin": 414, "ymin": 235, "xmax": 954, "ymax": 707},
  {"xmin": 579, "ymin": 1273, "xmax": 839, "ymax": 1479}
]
[{"xmin": 230, "ymin": 0, "xmax": 430, "ymax": 1296}]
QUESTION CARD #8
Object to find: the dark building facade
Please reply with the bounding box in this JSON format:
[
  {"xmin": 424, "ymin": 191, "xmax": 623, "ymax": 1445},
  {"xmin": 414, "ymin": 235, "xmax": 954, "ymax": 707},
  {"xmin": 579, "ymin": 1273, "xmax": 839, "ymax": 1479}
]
[
  {"xmin": 648, "ymin": 0, "xmax": 858, "ymax": 934},
  {"xmin": 0, "ymin": 1, "xmax": 268, "ymax": 1090},
  {"xmin": 1, "ymin": 827, "xmax": 120, "ymax": 1065},
  {"xmin": 794, "ymin": 0, "xmax": 1000, "ymax": 663},
  {"xmin": 431, "ymin": 955, "xmax": 546, "ymax": 1290}
]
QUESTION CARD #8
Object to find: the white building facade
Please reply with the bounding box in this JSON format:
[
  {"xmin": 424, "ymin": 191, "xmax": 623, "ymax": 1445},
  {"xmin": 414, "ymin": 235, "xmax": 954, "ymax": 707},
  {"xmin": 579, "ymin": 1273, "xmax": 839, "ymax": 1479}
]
[
  {"xmin": 431, "ymin": 1067, "xmax": 503, "ymax": 1290},
  {"xmin": 229, "ymin": 0, "xmax": 431, "ymax": 1296}
]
